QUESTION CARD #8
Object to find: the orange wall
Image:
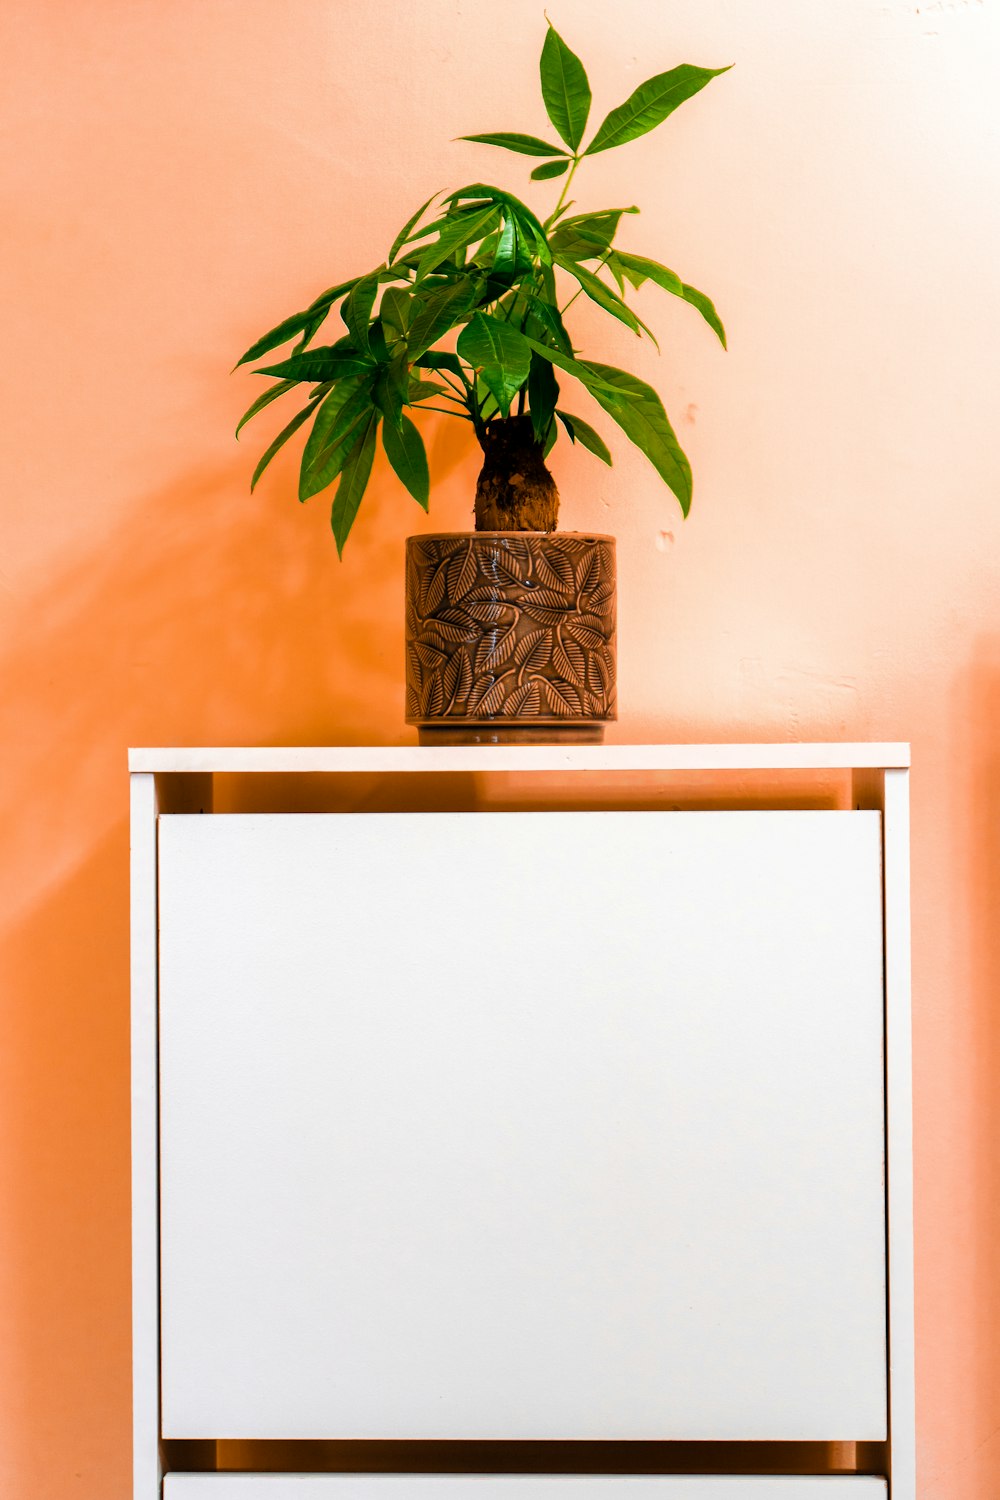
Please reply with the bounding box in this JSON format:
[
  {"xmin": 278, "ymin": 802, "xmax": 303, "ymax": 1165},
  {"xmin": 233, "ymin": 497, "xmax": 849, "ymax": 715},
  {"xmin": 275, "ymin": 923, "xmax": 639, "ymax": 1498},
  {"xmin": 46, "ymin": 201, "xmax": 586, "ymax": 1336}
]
[{"xmin": 2, "ymin": 1, "xmax": 999, "ymax": 1494}]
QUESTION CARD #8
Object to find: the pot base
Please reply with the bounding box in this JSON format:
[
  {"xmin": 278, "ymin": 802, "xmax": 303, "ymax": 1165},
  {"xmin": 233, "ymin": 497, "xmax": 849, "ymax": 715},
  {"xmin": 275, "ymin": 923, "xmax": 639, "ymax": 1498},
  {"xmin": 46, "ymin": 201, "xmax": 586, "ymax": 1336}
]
[{"xmin": 418, "ymin": 722, "xmax": 605, "ymax": 746}]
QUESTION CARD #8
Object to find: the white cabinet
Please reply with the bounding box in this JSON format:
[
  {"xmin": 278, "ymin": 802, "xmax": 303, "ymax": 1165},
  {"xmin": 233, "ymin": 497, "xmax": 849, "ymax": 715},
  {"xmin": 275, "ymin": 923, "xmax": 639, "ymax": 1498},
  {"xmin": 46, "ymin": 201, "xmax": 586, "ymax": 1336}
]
[{"xmin": 131, "ymin": 746, "xmax": 912, "ymax": 1499}]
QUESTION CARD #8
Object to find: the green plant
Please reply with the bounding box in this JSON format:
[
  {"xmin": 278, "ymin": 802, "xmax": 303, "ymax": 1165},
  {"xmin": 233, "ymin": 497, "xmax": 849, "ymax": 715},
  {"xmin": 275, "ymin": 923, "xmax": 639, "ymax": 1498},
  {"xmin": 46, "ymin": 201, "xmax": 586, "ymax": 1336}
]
[{"xmin": 235, "ymin": 20, "xmax": 729, "ymax": 555}]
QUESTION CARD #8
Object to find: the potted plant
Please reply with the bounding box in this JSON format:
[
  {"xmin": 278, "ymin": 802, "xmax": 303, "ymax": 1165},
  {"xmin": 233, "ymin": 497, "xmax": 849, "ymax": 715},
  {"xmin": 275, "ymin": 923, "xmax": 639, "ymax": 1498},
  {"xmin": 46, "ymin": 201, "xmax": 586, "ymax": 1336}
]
[{"xmin": 236, "ymin": 20, "xmax": 729, "ymax": 742}]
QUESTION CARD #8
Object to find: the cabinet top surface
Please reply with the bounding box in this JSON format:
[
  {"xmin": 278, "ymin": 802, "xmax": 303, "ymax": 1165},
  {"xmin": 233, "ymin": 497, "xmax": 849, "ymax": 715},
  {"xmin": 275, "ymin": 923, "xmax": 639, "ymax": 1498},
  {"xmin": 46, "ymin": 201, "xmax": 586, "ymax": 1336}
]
[{"xmin": 128, "ymin": 743, "xmax": 910, "ymax": 774}]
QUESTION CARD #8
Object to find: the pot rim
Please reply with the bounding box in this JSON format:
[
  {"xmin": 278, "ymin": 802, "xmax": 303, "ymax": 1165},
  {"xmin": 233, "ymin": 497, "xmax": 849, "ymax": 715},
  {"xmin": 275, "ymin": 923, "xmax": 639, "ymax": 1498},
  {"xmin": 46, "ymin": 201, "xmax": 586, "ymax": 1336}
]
[{"xmin": 407, "ymin": 530, "xmax": 616, "ymax": 544}]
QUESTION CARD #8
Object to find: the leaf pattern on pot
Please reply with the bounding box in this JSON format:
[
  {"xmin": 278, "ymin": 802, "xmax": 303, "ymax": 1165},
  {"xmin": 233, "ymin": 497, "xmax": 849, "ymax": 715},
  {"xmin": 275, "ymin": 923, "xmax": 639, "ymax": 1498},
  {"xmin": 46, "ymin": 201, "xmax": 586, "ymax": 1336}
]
[
  {"xmin": 405, "ymin": 534, "xmax": 616, "ymax": 725},
  {"xmin": 480, "ymin": 546, "xmax": 525, "ymax": 586},
  {"xmin": 575, "ymin": 550, "xmax": 601, "ymax": 596},
  {"xmin": 477, "ymin": 623, "xmax": 517, "ymax": 674},
  {"xmin": 545, "ymin": 680, "xmax": 582, "ymax": 716},
  {"xmin": 421, "ymin": 557, "xmax": 451, "ymax": 613},
  {"xmin": 443, "ymin": 647, "xmax": 473, "ymax": 708},
  {"xmin": 566, "ymin": 618, "xmax": 606, "ymax": 650},
  {"xmin": 554, "ymin": 638, "xmax": 587, "ymax": 687},
  {"xmin": 422, "ymin": 672, "xmax": 445, "ymax": 719},
  {"xmin": 535, "ymin": 547, "xmax": 575, "ymax": 592},
  {"xmin": 467, "ymin": 674, "xmax": 497, "ymax": 712},
  {"xmin": 448, "ymin": 543, "xmax": 478, "ymax": 603},
  {"xmin": 413, "ymin": 641, "xmax": 447, "ymax": 672},
  {"xmin": 505, "ymin": 679, "xmax": 541, "ymax": 715},
  {"xmin": 515, "ymin": 628, "xmax": 552, "ymax": 672}
]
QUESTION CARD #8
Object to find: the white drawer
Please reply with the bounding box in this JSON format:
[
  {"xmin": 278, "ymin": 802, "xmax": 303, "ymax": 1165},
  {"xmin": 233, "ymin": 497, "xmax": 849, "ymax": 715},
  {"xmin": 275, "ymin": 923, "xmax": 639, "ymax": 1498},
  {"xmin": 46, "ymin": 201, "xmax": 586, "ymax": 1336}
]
[
  {"xmin": 164, "ymin": 1475, "xmax": 888, "ymax": 1499},
  {"xmin": 158, "ymin": 810, "xmax": 886, "ymax": 1441}
]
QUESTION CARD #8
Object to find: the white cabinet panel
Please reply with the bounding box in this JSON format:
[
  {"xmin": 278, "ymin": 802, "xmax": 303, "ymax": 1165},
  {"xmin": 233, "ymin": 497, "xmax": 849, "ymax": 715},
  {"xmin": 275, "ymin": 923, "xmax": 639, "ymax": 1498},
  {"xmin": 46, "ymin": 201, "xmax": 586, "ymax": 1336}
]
[
  {"xmin": 164, "ymin": 1476, "xmax": 888, "ymax": 1499},
  {"xmin": 158, "ymin": 811, "xmax": 886, "ymax": 1441}
]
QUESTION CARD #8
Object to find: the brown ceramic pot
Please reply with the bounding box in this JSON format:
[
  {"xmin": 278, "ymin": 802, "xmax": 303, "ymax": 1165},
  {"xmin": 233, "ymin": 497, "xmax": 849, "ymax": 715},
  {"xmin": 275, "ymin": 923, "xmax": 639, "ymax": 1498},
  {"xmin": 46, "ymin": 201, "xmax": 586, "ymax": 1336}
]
[{"xmin": 405, "ymin": 532, "xmax": 616, "ymax": 744}]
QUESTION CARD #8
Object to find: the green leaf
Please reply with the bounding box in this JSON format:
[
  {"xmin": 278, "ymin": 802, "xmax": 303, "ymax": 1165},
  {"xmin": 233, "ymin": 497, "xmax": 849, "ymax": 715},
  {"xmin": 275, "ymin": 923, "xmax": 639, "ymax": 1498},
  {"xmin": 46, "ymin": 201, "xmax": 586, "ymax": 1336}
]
[
  {"xmin": 556, "ymin": 410, "xmax": 612, "ymax": 465},
  {"xmin": 553, "ymin": 252, "xmax": 647, "ymax": 338},
  {"xmin": 519, "ymin": 334, "xmax": 622, "ymax": 395},
  {"xmin": 305, "ymin": 275, "xmax": 363, "ymax": 315},
  {"xmin": 257, "ymin": 346, "xmax": 374, "ymax": 382},
  {"xmin": 585, "ymin": 64, "xmax": 731, "ymax": 156},
  {"xmin": 582, "ymin": 362, "xmax": 691, "ymax": 512},
  {"xmin": 235, "ymin": 310, "xmax": 315, "ymax": 369},
  {"xmin": 236, "ymin": 377, "xmax": 297, "ymax": 437},
  {"xmin": 527, "ymin": 351, "xmax": 559, "ymax": 443},
  {"xmin": 388, "ymin": 192, "xmax": 439, "ymax": 265},
  {"xmin": 414, "ymin": 205, "xmax": 499, "ymax": 282},
  {"xmin": 492, "ymin": 216, "xmax": 533, "ymax": 278},
  {"xmin": 380, "ymin": 287, "xmax": 413, "ymax": 336},
  {"xmin": 368, "ymin": 319, "xmax": 391, "ymax": 362},
  {"xmin": 612, "ymin": 251, "xmax": 727, "ymax": 347},
  {"xmin": 456, "ymin": 312, "xmax": 531, "ymax": 418},
  {"xmin": 459, "ymin": 131, "xmax": 566, "ymax": 157},
  {"xmin": 299, "ymin": 378, "xmax": 374, "ymax": 501},
  {"xmin": 444, "ymin": 184, "xmax": 552, "ymax": 266},
  {"xmin": 414, "ymin": 349, "xmax": 466, "ymax": 378},
  {"xmin": 531, "ymin": 159, "xmax": 570, "ymax": 181},
  {"xmin": 373, "ymin": 354, "xmax": 409, "ymax": 432},
  {"xmin": 554, "ymin": 206, "xmax": 637, "ymax": 253},
  {"xmin": 331, "ymin": 413, "xmax": 380, "ymax": 557},
  {"xmin": 407, "ymin": 277, "xmax": 482, "ymax": 359},
  {"xmin": 250, "ymin": 393, "xmax": 324, "ymax": 492},
  {"xmin": 522, "ymin": 293, "xmax": 573, "ymax": 356},
  {"xmin": 383, "ymin": 413, "xmax": 430, "ymax": 508},
  {"xmin": 403, "ymin": 202, "xmax": 497, "ymax": 249},
  {"xmin": 342, "ymin": 271, "xmax": 383, "ymax": 351},
  {"xmin": 539, "ymin": 21, "xmax": 592, "ymax": 151},
  {"xmin": 407, "ymin": 377, "xmax": 449, "ymax": 402}
]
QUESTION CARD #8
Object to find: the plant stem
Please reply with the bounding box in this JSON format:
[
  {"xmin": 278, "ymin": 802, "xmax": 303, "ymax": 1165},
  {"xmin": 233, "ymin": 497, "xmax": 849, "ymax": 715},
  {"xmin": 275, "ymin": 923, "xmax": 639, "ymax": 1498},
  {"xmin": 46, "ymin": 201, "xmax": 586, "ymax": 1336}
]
[{"xmin": 549, "ymin": 156, "xmax": 580, "ymax": 225}]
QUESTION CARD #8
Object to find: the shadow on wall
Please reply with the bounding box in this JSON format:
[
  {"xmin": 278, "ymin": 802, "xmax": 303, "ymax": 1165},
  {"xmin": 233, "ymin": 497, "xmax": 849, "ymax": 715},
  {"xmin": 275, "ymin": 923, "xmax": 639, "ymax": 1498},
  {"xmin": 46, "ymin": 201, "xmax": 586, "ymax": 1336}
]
[
  {"xmin": 959, "ymin": 639, "xmax": 1000, "ymax": 1481},
  {"xmin": 0, "ymin": 417, "xmax": 473, "ymax": 1499}
]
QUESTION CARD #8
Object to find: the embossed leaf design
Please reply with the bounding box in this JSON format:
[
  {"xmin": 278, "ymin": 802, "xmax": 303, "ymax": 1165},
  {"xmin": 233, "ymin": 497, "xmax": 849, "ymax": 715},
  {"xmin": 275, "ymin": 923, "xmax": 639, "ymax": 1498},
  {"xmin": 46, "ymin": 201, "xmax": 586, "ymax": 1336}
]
[
  {"xmin": 407, "ymin": 645, "xmax": 425, "ymax": 689},
  {"xmin": 567, "ymin": 618, "xmax": 606, "ymax": 650},
  {"xmin": 436, "ymin": 606, "xmax": 478, "ymax": 633},
  {"xmin": 476, "ymin": 676, "xmax": 513, "ymax": 715},
  {"xmin": 465, "ymin": 600, "xmax": 509, "ymax": 623},
  {"xmin": 405, "ymin": 686, "xmax": 420, "ymax": 718},
  {"xmin": 448, "ymin": 543, "xmax": 478, "ymax": 602},
  {"xmin": 467, "ymin": 675, "xmax": 497, "ymax": 712},
  {"xmin": 427, "ymin": 617, "xmax": 477, "ymax": 644},
  {"xmin": 554, "ymin": 638, "xmax": 587, "ymax": 687},
  {"xmin": 413, "ymin": 641, "xmax": 447, "ymax": 672},
  {"xmin": 535, "ymin": 548, "xmax": 575, "ymax": 592},
  {"xmin": 523, "ymin": 600, "xmax": 573, "ymax": 626},
  {"xmin": 514, "ymin": 628, "xmax": 552, "ymax": 671},
  {"xmin": 545, "ymin": 680, "xmax": 582, "ymax": 716},
  {"xmin": 588, "ymin": 651, "xmax": 610, "ymax": 695},
  {"xmin": 583, "ymin": 579, "xmax": 615, "ymax": 612},
  {"xmin": 575, "ymin": 550, "xmax": 601, "ymax": 595},
  {"xmin": 480, "ymin": 547, "xmax": 524, "ymax": 586},
  {"xmin": 422, "ymin": 673, "xmax": 446, "ymax": 718},
  {"xmin": 421, "ymin": 557, "xmax": 451, "ymax": 613},
  {"xmin": 477, "ymin": 624, "xmax": 517, "ymax": 674},
  {"xmin": 505, "ymin": 679, "xmax": 542, "ymax": 715},
  {"xmin": 443, "ymin": 648, "xmax": 473, "ymax": 707},
  {"xmin": 500, "ymin": 537, "xmax": 531, "ymax": 565}
]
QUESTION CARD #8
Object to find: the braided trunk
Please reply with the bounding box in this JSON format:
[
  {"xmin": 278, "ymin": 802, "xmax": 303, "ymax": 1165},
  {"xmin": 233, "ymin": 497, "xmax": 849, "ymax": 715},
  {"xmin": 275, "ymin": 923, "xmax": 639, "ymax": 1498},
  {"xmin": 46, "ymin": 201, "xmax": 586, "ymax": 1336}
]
[{"xmin": 474, "ymin": 415, "xmax": 559, "ymax": 532}]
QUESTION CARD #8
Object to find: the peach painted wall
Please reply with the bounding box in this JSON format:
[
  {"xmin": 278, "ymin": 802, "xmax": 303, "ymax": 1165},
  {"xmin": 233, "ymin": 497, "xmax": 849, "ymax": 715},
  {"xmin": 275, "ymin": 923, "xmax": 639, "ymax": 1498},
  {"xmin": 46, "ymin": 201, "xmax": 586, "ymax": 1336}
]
[{"xmin": 2, "ymin": 0, "xmax": 999, "ymax": 1494}]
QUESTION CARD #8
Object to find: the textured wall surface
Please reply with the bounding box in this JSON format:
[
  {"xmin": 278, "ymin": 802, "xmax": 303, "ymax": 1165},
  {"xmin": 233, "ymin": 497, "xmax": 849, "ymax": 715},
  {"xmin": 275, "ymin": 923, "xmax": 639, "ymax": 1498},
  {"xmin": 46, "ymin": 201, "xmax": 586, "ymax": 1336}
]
[{"xmin": 2, "ymin": 1, "xmax": 999, "ymax": 1495}]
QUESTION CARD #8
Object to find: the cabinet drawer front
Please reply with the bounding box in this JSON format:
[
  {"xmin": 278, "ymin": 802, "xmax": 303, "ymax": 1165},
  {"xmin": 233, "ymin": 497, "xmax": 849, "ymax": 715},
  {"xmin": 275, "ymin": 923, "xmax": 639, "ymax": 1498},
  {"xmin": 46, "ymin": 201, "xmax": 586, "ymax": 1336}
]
[
  {"xmin": 164, "ymin": 1477, "xmax": 888, "ymax": 1499},
  {"xmin": 159, "ymin": 811, "xmax": 886, "ymax": 1440}
]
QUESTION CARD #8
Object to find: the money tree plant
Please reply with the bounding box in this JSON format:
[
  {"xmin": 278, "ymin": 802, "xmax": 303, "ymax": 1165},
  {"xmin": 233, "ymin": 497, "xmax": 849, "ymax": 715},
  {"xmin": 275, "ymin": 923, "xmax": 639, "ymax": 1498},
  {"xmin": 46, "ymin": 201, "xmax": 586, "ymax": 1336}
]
[{"xmin": 235, "ymin": 21, "xmax": 729, "ymax": 555}]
